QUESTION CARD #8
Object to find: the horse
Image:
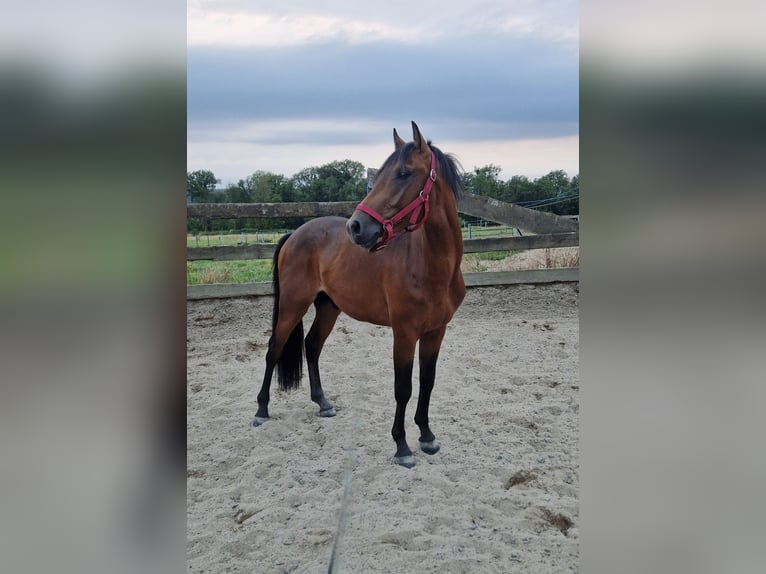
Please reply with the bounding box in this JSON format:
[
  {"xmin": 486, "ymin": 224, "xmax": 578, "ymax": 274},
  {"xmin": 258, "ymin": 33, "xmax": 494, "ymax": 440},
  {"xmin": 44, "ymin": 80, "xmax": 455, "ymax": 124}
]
[{"xmin": 253, "ymin": 122, "xmax": 466, "ymax": 468}]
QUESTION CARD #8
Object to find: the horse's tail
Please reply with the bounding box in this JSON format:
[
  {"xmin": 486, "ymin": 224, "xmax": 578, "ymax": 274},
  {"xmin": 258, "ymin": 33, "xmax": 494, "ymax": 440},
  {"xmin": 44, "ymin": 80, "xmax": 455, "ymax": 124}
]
[{"xmin": 271, "ymin": 233, "xmax": 304, "ymax": 391}]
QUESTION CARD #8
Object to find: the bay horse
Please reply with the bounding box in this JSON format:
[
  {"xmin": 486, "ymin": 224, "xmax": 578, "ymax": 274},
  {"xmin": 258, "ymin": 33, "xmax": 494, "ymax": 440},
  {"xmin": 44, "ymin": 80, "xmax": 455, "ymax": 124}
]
[{"xmin": 253, "ymin": 122, "xmax": 465, "ymax": 468}]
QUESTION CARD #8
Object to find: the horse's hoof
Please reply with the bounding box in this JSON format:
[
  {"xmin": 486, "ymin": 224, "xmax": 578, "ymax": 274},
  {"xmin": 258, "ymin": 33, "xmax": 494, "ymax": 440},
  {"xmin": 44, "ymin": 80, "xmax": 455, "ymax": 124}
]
[
  {"xmin": 252, "ymin": 416, "xmax": 269, "ymax": 427},
  {"xmin": 419, "ymin": 439, "xmax": 440, "ymax": 455},
  {"xmin": 393, "ymin": 455, "xmax": 416, "ymax": 468},
  {"xmin": 318, "ymin": 407, "xmax": 336, "ymax": 418}
]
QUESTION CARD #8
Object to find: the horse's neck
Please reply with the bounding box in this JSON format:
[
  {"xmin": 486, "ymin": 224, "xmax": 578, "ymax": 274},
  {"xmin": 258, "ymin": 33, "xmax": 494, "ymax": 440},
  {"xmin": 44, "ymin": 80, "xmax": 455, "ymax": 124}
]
[{"xmin": 422, "ymin": 186, "xmax": 462, "ymax": 255}]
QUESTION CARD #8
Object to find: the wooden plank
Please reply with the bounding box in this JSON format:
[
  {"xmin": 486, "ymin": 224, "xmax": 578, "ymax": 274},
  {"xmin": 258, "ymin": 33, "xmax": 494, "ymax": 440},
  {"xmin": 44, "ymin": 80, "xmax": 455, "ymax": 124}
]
[
  {"xmin": 187, "ymin": 198, "xmax": 579, "ymax": 236},
  {"xmin": 457, "ymin": 194, "xmax": 578, "ymax": 234},
  {"xmin": 187, "ymin": 201, "xmax": 357, "ymax": 219},
  {"xmin": 186, "ymin": 268, "xmax": 578, "ymax": 299},
  {"xmin": 186, "ymin": 282, "xmax": 274, "ymax": 300},
  {"xmin": 187, "ymin": 198, "xmax": 577, "ymax": 234},
  {"xmin": 463, "ymin": 268, "xmax": 578, "ymax": 287},
  {"xmin": 187, "ymin": 232, "xmax": 579, "ymax": 261},
  {"xmin": 187, "ymin": 244, "xmax": 276, "ymax": 261},
  {"xmin": 463, "ymin": 232, "xmax": 578, "ymax": 253}
]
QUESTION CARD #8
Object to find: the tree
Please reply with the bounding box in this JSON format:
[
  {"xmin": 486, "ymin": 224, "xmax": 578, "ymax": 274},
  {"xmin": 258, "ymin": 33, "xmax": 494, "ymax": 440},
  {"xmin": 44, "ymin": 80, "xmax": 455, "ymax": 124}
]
[
  {"xmin": 505, "ymin": 175, "xmax": 535, "ymax": 204},
  {"xmin": 531, "ymin": 171, "xmax": 577, "ymax": 215},
  {"xmin": 462, "ymin": 164, "xmax": 505, "ymax": 200},
  {"xmin": 248, "ymin": 171, "xmax": 294, "ymax": 203},
  {"xmin": 291, "ymin": 166, "xmax": 319, "ymax": 202},
  {"xmin": 186, "ymin": 169, "xmax": 219, "ymax": 203},
  {"xmin": 318, "ymin": 160, "xmax": 366, "ymax": 201},
  {"xmin": 291, "ymin": 160, "xmax": 365, "ymax": 202},
  {"xmin": 224, "ymin": 179, "xmax": 253, "ymax": 203},
  {"xmin": 557, "ymin": 173, "xmax": 579, "ymax": 216},
  {"xmin": 534, "ymin": 170, "xmax": 570, "ymax": 198}
]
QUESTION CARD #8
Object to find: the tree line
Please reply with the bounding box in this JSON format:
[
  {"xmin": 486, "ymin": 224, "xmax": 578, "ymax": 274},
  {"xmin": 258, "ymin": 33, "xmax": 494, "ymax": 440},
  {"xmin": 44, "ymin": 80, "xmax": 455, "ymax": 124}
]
[
  {"xmin": 462, "ymin": 165, "xmax": 578, "ymax": 216},
  {"xmin": 187, "ymin": 160, "xmax": 578, "ymax": 233}
]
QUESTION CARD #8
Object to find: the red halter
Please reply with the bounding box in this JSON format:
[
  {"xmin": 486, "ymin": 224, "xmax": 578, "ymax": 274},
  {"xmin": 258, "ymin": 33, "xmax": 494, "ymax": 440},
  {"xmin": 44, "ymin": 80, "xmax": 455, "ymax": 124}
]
[{"xmin": 354, "ymin": 151, "xmax": 437, "ymax": 252}]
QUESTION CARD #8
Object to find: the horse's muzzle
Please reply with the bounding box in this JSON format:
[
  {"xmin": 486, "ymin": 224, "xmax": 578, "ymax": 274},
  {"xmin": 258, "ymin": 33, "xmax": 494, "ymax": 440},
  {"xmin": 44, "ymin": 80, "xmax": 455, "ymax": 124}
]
[{"xmin": 346, "ymin": 212, "xmax": 382, "ymax": 250}]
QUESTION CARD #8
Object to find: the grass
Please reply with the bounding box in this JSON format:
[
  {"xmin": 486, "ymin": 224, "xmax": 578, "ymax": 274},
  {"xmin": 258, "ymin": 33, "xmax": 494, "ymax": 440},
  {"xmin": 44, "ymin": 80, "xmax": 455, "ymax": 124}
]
[
  {"xmin": 188, "ymin": 226, "xmax": 512, "ymax": 247},
  {"xmin": 186, "ymin": 233, "xmax": 282, "ymax": 285},
  {"xmin": 460, "ymin": 255, "xmax": 487, "ymax": 273},
  {"xmin": 544, "ymin": 247, "xmax": 579, "ymax": 268},
  {"xmin": 188, "ymin": 223, "xmax": 508, "ymax": 243},
  {"xmin": 461, "ymin": 247, "xmax": 579, "ymax": 274},
  {"xmin": 187, "ymin": 232, "xmax": 284, "ymax": 248},
  {"xmin": 186, "ymin": 228, "xmax": 578, "ymax": 286},
  {"xmin": 461, "ymin": 225, "xmax": 517, "ymax": 240},
  {"xmin": 480, "ymin": 250, "xmax": 517, "ymax": 261},
  {"xmin": 187, "ymin": 259, "xmax": 273, "ymax": 285},
  {"xmin": 460, "ymin": 251, "xmax": 518, "ymax": 272}
]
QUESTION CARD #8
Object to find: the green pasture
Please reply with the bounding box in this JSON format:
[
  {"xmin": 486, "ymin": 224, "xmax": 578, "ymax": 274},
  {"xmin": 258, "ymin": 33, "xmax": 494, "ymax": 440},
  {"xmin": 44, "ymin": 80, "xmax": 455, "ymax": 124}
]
[
  {"xmin": 187, "ymin": 259, "xmax": 273, "ymax": 285},
  {"xmin": 186, "ymin": 225, "xmax": 519, "ymax": 285},
  {"xmin": 187, "ymin": 224, "xmax": 516, "ymax": 247},
  {"xmin": 187, "ymin": 232, "xmax": 284, "ymax": 248},
  {"xmin": 460, "ymin": 224, "xmax": 519, "ymax": 239}
]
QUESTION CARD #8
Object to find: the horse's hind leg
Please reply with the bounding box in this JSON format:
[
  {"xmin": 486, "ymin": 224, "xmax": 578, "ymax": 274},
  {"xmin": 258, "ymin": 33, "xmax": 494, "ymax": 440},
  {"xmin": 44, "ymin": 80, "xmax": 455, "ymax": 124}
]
[
  {"xmin": 414, "ymin": 325, "xmax": 447, "ymax": 455},
  {"xmin": 305, "ymin": 292, "xmax": 341, "ymax": 417},
  {"xmin": 254, "ymin": 338, "xmax": 278, "ymax": 425},
  {"xmin": 254, "ymin": 292, "xmax": 315, "ymax": 426}
]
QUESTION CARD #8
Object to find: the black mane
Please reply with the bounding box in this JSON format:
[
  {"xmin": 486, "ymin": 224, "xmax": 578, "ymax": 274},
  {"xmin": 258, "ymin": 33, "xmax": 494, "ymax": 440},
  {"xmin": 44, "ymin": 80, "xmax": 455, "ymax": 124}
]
[{"xmin": 378, "ymin": 140, "xmax": 463, "ymax": 200}]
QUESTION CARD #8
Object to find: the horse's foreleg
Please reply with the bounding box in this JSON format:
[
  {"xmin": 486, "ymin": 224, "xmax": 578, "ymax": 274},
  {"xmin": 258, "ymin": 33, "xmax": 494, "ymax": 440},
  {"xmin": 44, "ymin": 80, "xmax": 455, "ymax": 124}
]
[
  {"xmin": 391, "ymin": 330, "xmax": 418, "ymax": 468},
  {"xmin": 305, "ymin": 294, "xmax": 341, "ymax": 417},
  {"xmin": 414, "ymin": 325, "xmax": 447, "ymax": 455}
]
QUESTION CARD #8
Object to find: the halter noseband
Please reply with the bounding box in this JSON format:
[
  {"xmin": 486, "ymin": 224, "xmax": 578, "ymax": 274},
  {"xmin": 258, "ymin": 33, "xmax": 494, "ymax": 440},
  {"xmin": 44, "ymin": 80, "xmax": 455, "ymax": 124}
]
[{"xmin": 354, "ymin": 151, "xmax": 437, "ymax": 252}]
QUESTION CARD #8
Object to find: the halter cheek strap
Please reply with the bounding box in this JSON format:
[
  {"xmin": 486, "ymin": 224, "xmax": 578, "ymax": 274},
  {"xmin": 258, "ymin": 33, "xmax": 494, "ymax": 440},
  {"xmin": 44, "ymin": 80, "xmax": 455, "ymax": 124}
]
[{"xmin": 355, "ymin": 152, "xmax": 437, "ymax": 252}]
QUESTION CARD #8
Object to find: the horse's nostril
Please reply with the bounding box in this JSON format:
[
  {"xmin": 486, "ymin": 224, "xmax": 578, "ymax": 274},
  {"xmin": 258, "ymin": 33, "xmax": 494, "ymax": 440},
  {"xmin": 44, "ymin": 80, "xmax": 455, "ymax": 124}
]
[{"xmin": 350, "ymin": 219, "xmax": 361, "ymax": 235}]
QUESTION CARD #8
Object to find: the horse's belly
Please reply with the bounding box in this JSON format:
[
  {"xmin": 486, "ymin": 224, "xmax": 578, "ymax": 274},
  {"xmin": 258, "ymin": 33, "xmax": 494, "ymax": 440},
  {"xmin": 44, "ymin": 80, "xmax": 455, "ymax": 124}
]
[{"xmin": 324, "ymin": 289, "xmax": 392, "ymax": 327}]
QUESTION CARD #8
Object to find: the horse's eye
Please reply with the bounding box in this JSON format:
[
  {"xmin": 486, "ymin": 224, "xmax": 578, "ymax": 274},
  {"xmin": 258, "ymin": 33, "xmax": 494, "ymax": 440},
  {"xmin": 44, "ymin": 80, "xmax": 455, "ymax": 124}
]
[{"xmin": 397, "ymin": 170, "xmax": 411, "ymax": 180}]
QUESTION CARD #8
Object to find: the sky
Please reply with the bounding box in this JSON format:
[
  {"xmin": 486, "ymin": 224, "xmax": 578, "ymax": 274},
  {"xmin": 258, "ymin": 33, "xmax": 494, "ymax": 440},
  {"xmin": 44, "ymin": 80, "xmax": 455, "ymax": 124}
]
[{"xmin": 187, "ymin": 0, "xmax": 579, "ymax": 186}]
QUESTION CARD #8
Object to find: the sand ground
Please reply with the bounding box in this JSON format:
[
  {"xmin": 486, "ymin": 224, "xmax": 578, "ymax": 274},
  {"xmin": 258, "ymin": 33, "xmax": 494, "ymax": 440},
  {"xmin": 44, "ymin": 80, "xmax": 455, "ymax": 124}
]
[{"xmin": 187, "ymin": 282, "xmax": 579, "ymax": 573}]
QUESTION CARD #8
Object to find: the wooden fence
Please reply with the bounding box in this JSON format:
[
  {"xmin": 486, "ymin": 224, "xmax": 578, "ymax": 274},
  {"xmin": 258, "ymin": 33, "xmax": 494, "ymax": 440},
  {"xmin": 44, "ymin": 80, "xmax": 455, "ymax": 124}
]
[{"xmin": 187, "ymin": 194, "xmax": 578, "ymax": 299}]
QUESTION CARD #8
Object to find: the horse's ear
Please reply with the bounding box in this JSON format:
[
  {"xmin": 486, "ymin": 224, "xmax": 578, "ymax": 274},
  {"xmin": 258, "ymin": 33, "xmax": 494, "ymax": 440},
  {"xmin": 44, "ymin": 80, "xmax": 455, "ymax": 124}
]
[
  {"xmin": 393, "ymin": 128, "xmax": 405, "ymax": 150},
  {"xmin": 411, "ymin": 121, "xmax": 429, "ymax": 154}
]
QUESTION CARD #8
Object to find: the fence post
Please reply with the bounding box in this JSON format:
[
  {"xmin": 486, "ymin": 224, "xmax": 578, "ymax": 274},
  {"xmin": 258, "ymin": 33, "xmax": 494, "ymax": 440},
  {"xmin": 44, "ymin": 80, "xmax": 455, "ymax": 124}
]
[{"xmin": 467, "ymin": 223, "xmax": 472, "ymax": 239}]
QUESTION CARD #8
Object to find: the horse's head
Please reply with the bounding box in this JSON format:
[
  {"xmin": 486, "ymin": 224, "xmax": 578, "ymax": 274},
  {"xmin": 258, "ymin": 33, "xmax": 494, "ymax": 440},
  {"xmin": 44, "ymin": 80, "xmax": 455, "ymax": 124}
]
[{"xmin": 346, "ymin": 122, "xmax": 436, "ymax": 251}]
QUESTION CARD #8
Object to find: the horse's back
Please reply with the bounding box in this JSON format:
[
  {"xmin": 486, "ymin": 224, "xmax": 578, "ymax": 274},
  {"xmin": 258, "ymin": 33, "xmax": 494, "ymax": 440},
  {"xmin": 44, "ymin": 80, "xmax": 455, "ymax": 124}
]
[{"xmin": 283, "ymin": 216, "xmax": 347, "ymax": 250}]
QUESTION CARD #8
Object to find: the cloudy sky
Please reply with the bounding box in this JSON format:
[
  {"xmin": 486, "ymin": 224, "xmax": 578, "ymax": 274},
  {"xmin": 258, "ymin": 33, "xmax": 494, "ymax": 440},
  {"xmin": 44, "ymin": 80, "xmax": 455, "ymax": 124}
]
[{"xmin": 187, "ymin": 0, "xmax": 578, "ymax": 185}]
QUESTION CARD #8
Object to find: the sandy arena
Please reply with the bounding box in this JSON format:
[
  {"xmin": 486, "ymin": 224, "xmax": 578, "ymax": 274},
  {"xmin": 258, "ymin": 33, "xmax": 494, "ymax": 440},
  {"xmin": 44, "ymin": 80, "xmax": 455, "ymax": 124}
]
[{"xmin": 187, "ymin": 282, "xmax": 579, "ymax": 573}]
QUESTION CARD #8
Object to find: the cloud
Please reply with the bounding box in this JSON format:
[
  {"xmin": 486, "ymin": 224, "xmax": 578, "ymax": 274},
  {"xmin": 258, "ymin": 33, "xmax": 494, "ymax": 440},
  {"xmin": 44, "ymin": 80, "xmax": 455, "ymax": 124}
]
[
  {"xmin": 187, "ymin": 118, "xmax": 579, "ymax": 183},
  {"xmin": 187, "ymin": 39, "xmax": 578, "ymax": 131},
  {"xmin": 187, "ymin": 8, "xmax": 425, "ymax": 47},
  {"xmin": 186, "ymin": 1, "xmax": 578, "ymax": 182},
  {"xmin": 187, "ymin": 1, "xmax": 578, "ymax": 48}
]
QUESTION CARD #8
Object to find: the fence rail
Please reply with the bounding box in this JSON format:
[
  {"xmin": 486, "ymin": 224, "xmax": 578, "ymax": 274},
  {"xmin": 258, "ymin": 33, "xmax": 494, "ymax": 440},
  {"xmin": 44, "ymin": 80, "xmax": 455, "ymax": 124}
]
[
  {"xmin": 186, "ymin": 195, "xmax": 578, "ymax": 299},
  {"xmin": 186, "ymin": 195, "xmax": 578, "ymax": 233},
  {"xmin": 187, "ymin": 201, "xmax": 357, "ymax": 220},
  {"xmin": 187, "ymin": 231, "xmax": 579, "ymax": 261},
  {"xmin": 187, "ymin": 268, "xmax": 579, "ymax": 300}
]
